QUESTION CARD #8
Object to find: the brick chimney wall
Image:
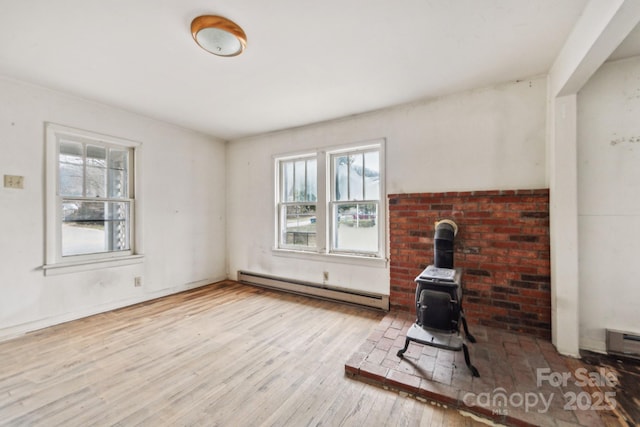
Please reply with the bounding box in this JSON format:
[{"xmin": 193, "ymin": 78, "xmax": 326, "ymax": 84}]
[{"xmin": 388, "ymin": 189, "xmax": 551, "ymax": 339}]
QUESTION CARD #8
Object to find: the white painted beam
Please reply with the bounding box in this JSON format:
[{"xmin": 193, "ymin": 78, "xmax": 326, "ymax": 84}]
[
  {"xmin": 548, "ymin": 94, "xmax": 580, "ymax": 357},
  {"xmin": 550, "ymin": 0, "xmax": 640, "ymax": 97}
]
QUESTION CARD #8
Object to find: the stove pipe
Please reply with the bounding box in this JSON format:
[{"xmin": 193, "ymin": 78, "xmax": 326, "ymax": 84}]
[{"xmin": 433, "ymin": 219, "xmax": 458, "ymax": 269}]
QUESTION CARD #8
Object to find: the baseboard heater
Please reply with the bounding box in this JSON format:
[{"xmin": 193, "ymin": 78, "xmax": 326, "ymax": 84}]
[
  {"xmin": 606, "ymin": 329, "xmax": 640, "ymax": 360},
  {"xmin": 237, "ymin": 270, "xmax": 389, "ymax": 311}
]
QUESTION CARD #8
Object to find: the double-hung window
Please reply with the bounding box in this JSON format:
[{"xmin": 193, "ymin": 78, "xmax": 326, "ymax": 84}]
[
  {"xmin": 330, "ymin": 148, "xmax": 380, "ymax": 255},
  {"xmin": 44, "ymin": 123, "xmax": 141, "ymax": 273},
  {"xmin": 275, "ymin": 139, "xmax": 385, "ymax": 260},
  {"xmin": 277, "ymin": 155, "xmax": 318, "ymax": 250}
]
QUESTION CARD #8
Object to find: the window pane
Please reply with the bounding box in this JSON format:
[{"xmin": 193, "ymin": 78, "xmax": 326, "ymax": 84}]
[
  {"xmin": 294, "ymin": 160, "xmax": 306, "ymax": 202},
  {"xmin": 107, "ymin": 201, "xmax": 130, "ymax": 252},
  {"xmin": 62, "ymin": 200, "xmax": 130, "ymax": 256},
  {"xmin": 282, "ymin": 204, "xmax": 316, "ymax": 248},
  {"xmin": 333, "ymin": 202, "xmax": 378, "ymax": 253},
  {"xmin": 283, "ymin": 161, "xmax": 294, "ymax": 202},
  {"xmin": 86, "ymin": 145, "xmax": 106, "ymax": 166},
  {"xmin": 59, "ymin": 141, "xmax": 84, "ymax": 197},
  {"xmin": 108, "ymin": 148, "xmax": 129, "ymax": 198},
  {"xmin": 364, "ymin": 151, "xmax": 380, "ymax": 200},
  {"xmin": 349, "ymin": 154, "xmax": 364, "ymax": 200},
  {"xmin": 306, "ymin": 159, "xmax": 317, "ymax": 202},
  {"xmin": 334, "ymin": 155, "xmax": 349, "ymax": 201},
  {"xmin": 85, "ymin": 145, "xmax": 106, "ymax": 197}
]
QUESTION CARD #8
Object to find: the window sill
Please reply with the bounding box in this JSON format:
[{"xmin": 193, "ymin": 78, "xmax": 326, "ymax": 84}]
[
  {"xmin": 42, "ymin": 254, "xmax": 144, "ymax": 276},
  {"xmin": 272, "ymin": 248, "xmax": 388, "ymax": 268}
]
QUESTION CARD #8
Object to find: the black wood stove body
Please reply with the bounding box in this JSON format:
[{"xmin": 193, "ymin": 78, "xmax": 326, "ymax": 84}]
[{"xmin": 396, "ymin": 220, "xmax": 479, "ymax": 377}]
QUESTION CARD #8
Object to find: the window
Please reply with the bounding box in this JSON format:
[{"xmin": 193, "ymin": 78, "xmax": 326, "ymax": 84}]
[
  {"xmin": 275, "ymin": 140, "xmax": 385, "ymax": 260},
  {"xmin": 277, "ymin": 156, "xmax": 318, "ymax": 250},
  {"xmin": 58, "ymin": 139, "xmax": 132, "ymax": 256},
  {"xmin": 330, "ymin": 148, "xmax": 380, "ymax": 254},
  {"xmin": 44, "ymin": 123, "xmax": 141, "ymax": 273}
]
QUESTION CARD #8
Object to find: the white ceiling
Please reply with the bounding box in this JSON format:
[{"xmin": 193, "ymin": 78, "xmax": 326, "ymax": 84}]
[{"xmin": 0, "ymin": 0, "xmax": 596, "ymax": 140}]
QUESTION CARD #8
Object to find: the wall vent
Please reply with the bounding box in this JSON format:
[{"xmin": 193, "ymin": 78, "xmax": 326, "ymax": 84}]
[
  {"xmin": 606, "ymin": 329, "xmax": 640, "ymax": 360},
  {"xmin": 237, "ymin": 270, "xmax": 389, "ymax": 311}
]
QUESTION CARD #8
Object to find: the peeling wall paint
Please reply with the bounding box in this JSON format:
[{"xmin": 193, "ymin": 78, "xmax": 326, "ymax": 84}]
[{"xmin": 610, "ymin": 135, "xmax": 640, "ymax": 145}]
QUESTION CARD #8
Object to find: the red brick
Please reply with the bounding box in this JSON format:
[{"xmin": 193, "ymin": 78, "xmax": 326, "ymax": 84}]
[
  {"xmin": 494, "ymin": 226, "xmax": 522, "ymax": 234},
  {"xmin": 491, "ymin": 211, "xmax": 522, "ymax": 219},
  {"xmin": 491, "ymin": 240, "xmax": 521, "ymax": 249},
  {"xmin": 359, "ymin": 361, "xmax": 390, "ymax": 382},
  {"xmin": 508, "ymin": 202, "xmax": 539, "ymax": 211},
  {"xmin": 482, "ymin": 247, "xmax": 510, "ymax": 257},
  {"xmin": 385, "ymin": 369, "xmax": 421, "ymax": 394},
  {"xmin": 345, "ymin": 351, "xmax": 367, "ymax": 372},
  {"xmin": 388, "ymin": 190, "xmax": 550, "ymax": 338}
]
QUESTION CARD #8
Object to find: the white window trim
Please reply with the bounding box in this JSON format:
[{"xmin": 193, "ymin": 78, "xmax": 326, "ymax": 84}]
[
  {"xmin": 272, "ymin": 247, "xmax": 388, "ymax": 268},
  {"xmin": 43, "ymin": 123, "xmax": 143, "ymax": 275},
  {"xmin": 273, "ymin": 139, "xmax": 386, "ymax": 266},
  {"xmin": 275, "ymin": 152, "xmax": 320, "ymax": 252},
  {"xmin": 328, "ymin": 145, "xmax": 384, "ymax": 258}
]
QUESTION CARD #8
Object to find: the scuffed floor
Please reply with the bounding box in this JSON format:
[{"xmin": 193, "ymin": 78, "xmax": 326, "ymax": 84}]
[
  {"xmin": 346, "ymin": 310, "xmax": 633, "ymax": 426},
  {"xmin": 580, "ymin": 350, "xmax": 640, "ymax": 426}
]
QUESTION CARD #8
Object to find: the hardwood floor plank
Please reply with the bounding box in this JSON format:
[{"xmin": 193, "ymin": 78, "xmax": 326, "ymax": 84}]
[{"xmin": 0, "ymin": 281, "xmax": 484, "ymax": 426}]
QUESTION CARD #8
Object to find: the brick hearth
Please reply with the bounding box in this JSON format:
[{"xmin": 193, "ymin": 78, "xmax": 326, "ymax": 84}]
[{"xmin": 345, "ymin": 311, "xmax": 617, "ymax": 427}]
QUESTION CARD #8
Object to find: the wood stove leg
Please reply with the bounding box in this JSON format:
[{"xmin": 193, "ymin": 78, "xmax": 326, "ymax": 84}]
[
  {"xmin": 462, "ymin": 343, "xmax": 480, "ymax": 377},
  {"xmin": 460, "ymin": 310, "xmax": 476, "ymax": 343},
  {"xmin": 396, "ymin": 337, "xmax": 410, "ymax": 358}
]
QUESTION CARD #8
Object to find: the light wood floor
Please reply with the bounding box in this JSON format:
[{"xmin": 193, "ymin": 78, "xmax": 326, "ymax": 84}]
[{"xmin": 0, "ymin": 281, "xmax": 485, "ymax": 426}]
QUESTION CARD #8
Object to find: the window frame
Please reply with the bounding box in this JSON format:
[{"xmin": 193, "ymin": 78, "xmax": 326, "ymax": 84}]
[
  {"xmin": 329, "ymin": 146, "xmax": 382, "ymax": 257},
  {"xmin": 276, "ymin": 154, "xmax": 319, "ymax": 252},
  {"xmin": 273, "ymin": 139, "xmax": 386, "ymax": 263},
  {"xmin": 43, "ymin": 123, "xmax": 143, "ymax": 275}
]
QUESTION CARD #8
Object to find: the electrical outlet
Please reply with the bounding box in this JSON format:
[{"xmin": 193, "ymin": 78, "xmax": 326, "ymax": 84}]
[
  {"xmin": 134, "ymin": 276, "xmax": 142, "ymax": 287},
  {"xmin": 323, "ymin": 271, "xmax": 329, "ymax": 282},
  {"xmin": 4, "ymin": 175, "xmax": 24, "ymax": 189}
]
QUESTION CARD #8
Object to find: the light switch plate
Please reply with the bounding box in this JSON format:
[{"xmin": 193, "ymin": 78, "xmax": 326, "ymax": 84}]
[{"xmin": 4, "ymin": 175, "xmax": 24, "ymax": 189}]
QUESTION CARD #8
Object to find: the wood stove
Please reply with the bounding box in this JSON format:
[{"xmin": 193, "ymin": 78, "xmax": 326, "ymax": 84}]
[{"xmin": 396, "ymin": 220, "xmax": 479, "ymax": 377}]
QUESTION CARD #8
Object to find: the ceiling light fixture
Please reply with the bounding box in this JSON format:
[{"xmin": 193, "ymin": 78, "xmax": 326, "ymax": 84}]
[{"xmin": 191, "ymin": 15, "xmax": 247, "ymax": 57}]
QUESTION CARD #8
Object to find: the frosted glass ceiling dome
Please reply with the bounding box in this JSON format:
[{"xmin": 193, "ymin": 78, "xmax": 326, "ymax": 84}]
[{"xmin": 191, "ymin": 15, "xmax": 247, "ymax": 57}]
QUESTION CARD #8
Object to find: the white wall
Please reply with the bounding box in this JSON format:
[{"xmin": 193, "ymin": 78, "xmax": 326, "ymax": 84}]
[
  {"xmin": 227, "ymin": 78, "xmax": 547, "ymax": 295},
  {"xmin": 545, "ymin": 0, "xmax": 640, "ymax": 357},
  {"xmin": 577, "ymin": 56, "xmax": 640, "ymax": 352},
  {"xmin": 0, "ymin": 76, "xmax": 227, "ymax": 339}
]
